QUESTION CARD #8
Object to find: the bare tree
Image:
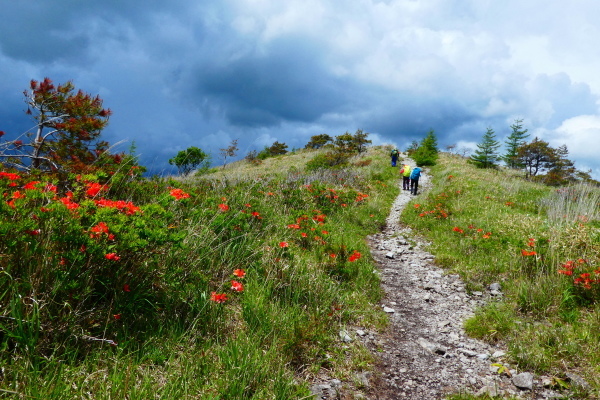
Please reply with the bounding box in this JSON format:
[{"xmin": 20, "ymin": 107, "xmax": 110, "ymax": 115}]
[{"xmin": 220, "ymin": 139, "xmax": 239, "ymax": 169}]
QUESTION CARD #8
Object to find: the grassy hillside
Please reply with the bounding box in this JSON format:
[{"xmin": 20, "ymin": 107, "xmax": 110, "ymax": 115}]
[
  {"xmin": 403, "ymin": 153, "xmax": 600, "ymax": 398},
  {"xmin": 0, "ymin": 146, "xmax": 399, "ymax": 399}
]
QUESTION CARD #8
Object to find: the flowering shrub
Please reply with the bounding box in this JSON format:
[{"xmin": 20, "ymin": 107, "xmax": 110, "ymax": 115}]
[{"xmin": 558, "ymin": 258, "xmax": 600, "ymax": 303}]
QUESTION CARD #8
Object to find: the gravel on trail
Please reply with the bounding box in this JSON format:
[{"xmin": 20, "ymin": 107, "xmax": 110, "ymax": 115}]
[{"xmin": 310, "ymin": 160, "xmax": 569, "ymax": 400}]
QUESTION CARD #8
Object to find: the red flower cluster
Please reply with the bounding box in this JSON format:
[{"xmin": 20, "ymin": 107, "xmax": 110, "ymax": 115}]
[
  {"xmin": 85, "ymin": 182, "xmax": 106, "ymax": 197},
  {"xmin": 169, "ymin": 188, "xmax": 190, "ymax": 200},
  {"xmin": 521, "ymin": 250, "xmax": 537, "ymax": 256},
  {"xmin": 218, "ymin": 203, "xmax": 229, "ymax": 212},
  {"xmin": 557, "ymin": 259, "xmax": 600, "ymax": 290},
  {"xmin": 210, "ymin": 292, "xmax": 227, "ymax": 303},
  {"xmin": 105, "ymin": 252, "xmax": 121, "ymax": 261},
  {"xmin": 233, "ymin": 269, "xmax": 246, "ymax": 278},
  {"xmin": 231, "ymin": 280, "xmax": 244, "ymax": 292},
  {"xmin": 348, "ymin": 250, "xmax": 362, "ymax": 262},
  {"xmin": 95, "ymin": 198, "xmax": 141, "ymax": 215},
  {"xmin": 59, "ymin": 196, "xmax": 80, "ymax": 210},
  {"xmin": 90, "ymin": 221, "xmax": 115, "ymax": 240},
  {"xmin": 452, "ymin": 226, "xmax": 464, "ymax": 234}
]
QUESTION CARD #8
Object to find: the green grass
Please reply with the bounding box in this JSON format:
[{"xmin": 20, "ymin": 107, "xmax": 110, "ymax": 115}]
[
  {"xmin": 0, "ymin": 146, "xmax": 399, "ymax": 398},
  {"xmin": 401, "ymin": 153, "xmax": 600, "ymax": 398}
]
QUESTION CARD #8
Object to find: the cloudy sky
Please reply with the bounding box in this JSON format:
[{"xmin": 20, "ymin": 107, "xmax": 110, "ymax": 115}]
[{"xmin": 1, "ymin": 0, "xmax": 599, "ymax": 177}]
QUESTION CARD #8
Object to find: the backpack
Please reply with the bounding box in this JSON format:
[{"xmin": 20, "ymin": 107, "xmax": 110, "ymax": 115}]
[
  {"xmin": 391, "ymin": 149, "xmax": 399, "ymax": 157},
  {"xmin": 402, "ymin": 165, "xmax": 411, "ymax": 177},
  {"xmin": 410, "ymin": 167, "xmax": 421, "ymax": 180}
]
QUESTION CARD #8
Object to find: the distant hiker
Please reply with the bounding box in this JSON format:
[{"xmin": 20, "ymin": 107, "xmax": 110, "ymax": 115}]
[
  {"xmin": 410, "ymin": 167, "xmax": 422, "ymax": 195},
  {"xmin": 390, "ymin": 148, "xmax": 399, "ymax": 167},
  {"xmin": 400, "ymin": 164, "xmax": 411, "ymax": 190}
]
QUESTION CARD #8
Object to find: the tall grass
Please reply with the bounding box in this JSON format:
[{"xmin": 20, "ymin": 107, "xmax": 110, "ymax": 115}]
[
  {"xmin": 0, "ymin": 146, "xmax": 398, "ymax": 398},
  {"xmin": 401, "ymin": 153, "xmax": 600, "ymax": 397}
]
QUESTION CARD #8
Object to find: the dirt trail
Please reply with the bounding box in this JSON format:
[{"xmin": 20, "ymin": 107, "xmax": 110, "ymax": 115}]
[{"xmin": 311, "ymin": 160, "xmax": 564, "ymax": 400}]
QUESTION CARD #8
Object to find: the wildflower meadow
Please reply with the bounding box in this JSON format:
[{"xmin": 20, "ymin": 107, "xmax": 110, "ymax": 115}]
[
  {"xmin": 0, "ymin": 147, "xmax": 398, "ymax": 398},
  {"xmin": 402, "ymin": 153, "xmax": 600, "ymax": 397}
]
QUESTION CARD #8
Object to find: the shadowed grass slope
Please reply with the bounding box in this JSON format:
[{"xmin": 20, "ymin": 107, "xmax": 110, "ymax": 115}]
[{"xmin": 0, "ymin": 146, "xmax": 400, "ymax": 398}]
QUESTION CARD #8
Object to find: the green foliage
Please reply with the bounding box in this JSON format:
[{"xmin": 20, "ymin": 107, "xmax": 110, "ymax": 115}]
[
  {"xmin": 412, "ymin": 130, "xmax": 439, "ymax": 166},
  {"xmin": 401, "ymin": 153, "xmax": 600, "ymax": 390},
  {"xmin": 305, "ymin": 134, "xmax": 333, "ymax": 149},
  {"xmin": 0, "ymin": 78, "xmax": 114, "ymax": 175},
  {"xmin": 469, "ymin": 127, "xmax": 501, "ymax": 168},
  {"xmin": 503, "ymin": 118, "xmax": 529, "ymax": 169},
  {"xmin": 0, "ymin": 145, "xmax": 398, "ymax": 398},
  {"xmin": 168, "ymin": 146, "xmax": 211, "ymax": 176}
]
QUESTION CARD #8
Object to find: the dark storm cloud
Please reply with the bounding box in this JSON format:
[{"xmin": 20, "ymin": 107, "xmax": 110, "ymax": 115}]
[
  {"xmin": 194, "ymin": 36, "xmax": 362, "ymax": 127},
  {"xmin": 1, "ymin": 0, "xmax": 600, "ymax": 177}
]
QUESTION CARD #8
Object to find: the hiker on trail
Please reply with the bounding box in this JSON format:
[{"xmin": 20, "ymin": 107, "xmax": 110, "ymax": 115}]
[
  {"xmin": 390, "ymin": 148, "xmax": 399, "ymax": 167},
  {"xmin": 400, "ymin": 164, "xmax": 411, "ymax": 190},
  {"xmin": 410, "ymin": 167, "xmax": 422, "ymax": 195}
]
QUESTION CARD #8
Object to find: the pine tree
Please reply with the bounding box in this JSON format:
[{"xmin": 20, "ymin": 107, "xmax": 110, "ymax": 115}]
[
  {"xmin": 503, "ymin": 119, "xmax": 529, "ymax": 168},
  {"xmin": 470, "ymin": 127, "xmax": 501, "ymax": 168},
  {"xmin": 412, "ymin": 130, "xmax": 439, "ymax": 166}
]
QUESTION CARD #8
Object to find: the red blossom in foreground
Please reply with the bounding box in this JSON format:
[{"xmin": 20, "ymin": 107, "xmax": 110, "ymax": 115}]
[
  {"xmin": 123, "ymin": 284, "xmax": 131, "ymax": 292},
  {"xmin": 85, "ymin": 182, "xmax": 105, "ymax": 197},
  {"xmin": 0, "ymin": 171, "xmax": 21, "ymax": 180},
  {"xmin": 105, "ymin": 253, "xmax": 121, "ymax": 261},
  {"xmin": 113, "ymin": 314, "xmax": 122, "ymax": 320},
  {"xmin": 452, "ymin": 227, "xmax": 464, "ymax": 234},
  {"xmin": 233, "ymin": 269, "xmax": 246, "ymax": 278},
  {"xmin": 348, "ymin": 250, "xmax": 362, "ymax": 262},
  {"xmin": 59, "ymin": 196, "xmax": 80, "ymax": 210},
  {"xmin": 521, "ymin": 250, "xmax": 537, "ymax": 256},
  {"xmin": 287, "ymin": 223, "xmax": 301, "ymax": 229},
  {"xmin": 169, "ymin": 188, "xmax": 190, "ymax": 200},
  {"xmin": 301, "ymin": 232, "xmax": 308, "ymax": 238},
  {"xmin": 95, "ymin": 198, "xmax": 141, "ymax": 215},
  {"xmin": 23, "ymin": 181, "xmax": 41, "ymax": 190},
  {"xmin": 218, "ymin": 203, "xmax": 229, "ymax": 212},
  {"xmin": 210, "ymin": 292, "xmax": 227, "ymax": 303},
  {"xmin": 231, "ymin": 280, "xmax": 244, "ymax": 292},
  {"xmin": 279, "ymin": 241, "xmax": 289, "ymax": 248}
]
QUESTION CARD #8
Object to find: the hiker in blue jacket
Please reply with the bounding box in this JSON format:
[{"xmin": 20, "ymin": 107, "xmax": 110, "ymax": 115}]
[
  {"xmin": 390, "ymin": 148, "xmax": 399, "ymax": 167},
  {"xmin": 410, "ymin": 167, "xmax": 422, "ymax": 195}
]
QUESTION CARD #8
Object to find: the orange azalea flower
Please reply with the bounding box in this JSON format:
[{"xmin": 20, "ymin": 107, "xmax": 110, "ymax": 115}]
[
  {"xmin": 23, "ymin": 181, "xmax": 41, "ymax": 190},
  {"xmin": 105, "ymin": 253, "xmax": 121, "ymax": 261},
  {"xmin": 210, "ymin": 292, "xmax": 227, "ymax": 303},
  {"xmin": 521, "ymin": 250, "xmax": 537, "ymax": 256},
  {"xmin": 233, "ymin": 269, "xmax": 246, "ymax": 278},
  {"xmin": 231, "ymin": 280, "xmax": 244, "ymax": 292},
  {"xmin": 169, "ymin": 188, "xmax": 190, "ymax": 200},
  {"xmin": 348, "ymin": 250, "xmax": 362, "ymax": 262},
  {"xmin": 85, "ymin": 182, "xmax": 105, "ymax": 197}
]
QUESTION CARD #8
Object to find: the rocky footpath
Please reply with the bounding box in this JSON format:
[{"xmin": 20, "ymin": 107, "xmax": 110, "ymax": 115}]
[{"xmin": 311, "ymin": 163, "xmax": 575, "ymax": 400}]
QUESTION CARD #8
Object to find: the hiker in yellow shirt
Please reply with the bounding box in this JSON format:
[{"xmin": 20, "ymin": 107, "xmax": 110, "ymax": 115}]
[{"xmin": 400, "ymin": 164, "xmax": 411, "ymax": 190}]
